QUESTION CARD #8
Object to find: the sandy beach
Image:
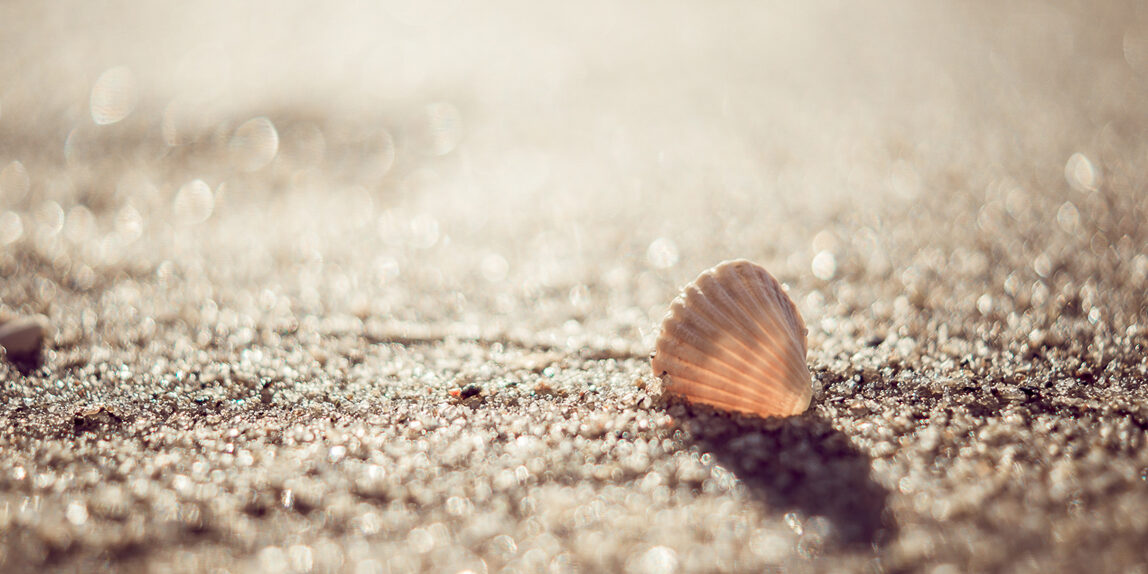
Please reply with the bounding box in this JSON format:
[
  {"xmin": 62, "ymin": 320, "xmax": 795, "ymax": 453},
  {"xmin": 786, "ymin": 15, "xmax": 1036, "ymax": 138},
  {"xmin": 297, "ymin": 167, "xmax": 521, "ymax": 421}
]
[{"xmin": 2, "ymin": 2, "xmax": 1148, "ymax": 572}]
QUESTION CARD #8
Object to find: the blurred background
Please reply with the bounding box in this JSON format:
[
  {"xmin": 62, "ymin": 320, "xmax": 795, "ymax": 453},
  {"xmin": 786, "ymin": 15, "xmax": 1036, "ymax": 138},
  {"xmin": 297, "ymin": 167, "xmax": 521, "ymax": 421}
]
[
  {"xmin": 4, "ymin": 1, "xmax": 1148, "ymax": 339},
  {"xmin": 3, "ymin": 1, "xmax": 1145, "ymax": 348}
]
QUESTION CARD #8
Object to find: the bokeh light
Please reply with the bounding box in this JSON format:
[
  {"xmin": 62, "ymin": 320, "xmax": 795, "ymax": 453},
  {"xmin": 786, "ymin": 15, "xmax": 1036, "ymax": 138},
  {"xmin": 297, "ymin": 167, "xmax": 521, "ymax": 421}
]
[
  {"xmin": 174, "ymin": 179, "xmax": 215, "ymax": 225},
  {"xmin": 0, "ymin": 211, "xmax": 23, "ymax": 244},
  {"xmin": 646, "ymin": 238, "xmax": 679, "ymax": 270},
  {"xmin": 90, "ymin": 66, "xmax": 139, "ymax": 125},
  {"xmin": 230, "ymin": 117, "xmax": 280, "ymax": 172},
  {"xmin": 1064, "ymin": 153, "xmax": 1099, "ymax": 193},
  {"xmin": 422, "ymin": 102, "xmax": 463, "ymax": 156},
  {"xmin": 0, "ymin": 161, "xmax": 30, "ymax": 205}
]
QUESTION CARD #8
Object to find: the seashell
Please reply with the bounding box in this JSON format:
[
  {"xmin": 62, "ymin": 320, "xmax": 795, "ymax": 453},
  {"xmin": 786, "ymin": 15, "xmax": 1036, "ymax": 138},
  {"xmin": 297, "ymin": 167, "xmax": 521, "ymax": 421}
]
[
  {"xmin": 651, "ymin": 259, "xmax": 812, "ymax": 417},
  {"xmin": 0, "ymin": 315, "xmax": 50, "ymax": 360}
]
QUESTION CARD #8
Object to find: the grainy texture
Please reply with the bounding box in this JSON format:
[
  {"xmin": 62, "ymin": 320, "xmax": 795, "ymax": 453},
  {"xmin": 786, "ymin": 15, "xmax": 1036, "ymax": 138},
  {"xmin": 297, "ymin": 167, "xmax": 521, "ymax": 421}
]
[{"xmin": 3, "ymin": 2, "xmax": 1148, "ymax": 573}]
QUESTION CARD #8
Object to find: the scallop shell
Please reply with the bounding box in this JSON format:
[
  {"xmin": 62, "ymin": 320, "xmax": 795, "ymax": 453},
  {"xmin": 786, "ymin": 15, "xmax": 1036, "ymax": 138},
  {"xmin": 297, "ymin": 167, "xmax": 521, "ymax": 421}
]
[{"xmin": 651, "ymin": 259, "xmax": 812, "ymax": 417}]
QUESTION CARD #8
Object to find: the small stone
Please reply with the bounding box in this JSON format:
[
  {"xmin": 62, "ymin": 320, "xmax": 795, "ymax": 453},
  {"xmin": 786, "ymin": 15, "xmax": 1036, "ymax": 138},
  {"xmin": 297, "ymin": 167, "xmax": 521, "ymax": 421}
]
[
  {"xmin": 460, "ymin": 384, "xmax": 482, "ymax": 399},
  {"xmin": 73, "ymin": 406, "xmax": 123, "ymax": 434},
  {"xmin": 0, "ymin": 315, "xmax": 50, "ymax": 360}
]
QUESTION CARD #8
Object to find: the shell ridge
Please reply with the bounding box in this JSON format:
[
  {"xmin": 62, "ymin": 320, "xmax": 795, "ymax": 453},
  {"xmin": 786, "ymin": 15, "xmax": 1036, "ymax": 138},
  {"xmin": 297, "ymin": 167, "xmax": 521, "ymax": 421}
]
[
  {"xmin": 668, "ymin": 290, "xmax": 800, "ymax": 385},
  {"xmin": 654, "ymin": 335, "xmax": 793, "ymax": 406},
  {"xmin": 729, "ymin": 263, "xmax": 811, "ymax": 393},
  {"xmin": 730, "ymin": 263, "xmax": 806, "ymax": 364},
  {"xmin": 727, "ymin": 264, "xmax": 810, "ymax": 389},
  {"xmin": 663, "ymin": 373, "xmax": 781, "ymax": 415},
  {"xmin": 755, "ymin": 265, "xmax": 809, "ymax": 357},
  {"xmin": 651, "ymin": 259, "xmax": 813, "ymax": 418},
  {"xmin": 657, "ymin": 316, "xmax": 793, "ymax": 405},
  {"xmin": 672, "ymin": 285, "xmax": 802, "ymax": 392},
  {"xmin": 656, "ymin": 357, "xmax": 786, "ymax": 410},
  {"xmin": 702, "ymin": 270, "xmax": 809, "ymax": 389},
  {"xmin": 691, "ymin": 275, "xmax": 795, "ymax": 373}
]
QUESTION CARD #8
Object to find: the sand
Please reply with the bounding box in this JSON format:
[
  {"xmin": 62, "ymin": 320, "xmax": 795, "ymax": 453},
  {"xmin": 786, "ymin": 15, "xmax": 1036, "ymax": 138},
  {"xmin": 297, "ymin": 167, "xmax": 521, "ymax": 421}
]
[{"xmin": 2, "ymin": 2, "xmax": 1148, "ymax": 572}]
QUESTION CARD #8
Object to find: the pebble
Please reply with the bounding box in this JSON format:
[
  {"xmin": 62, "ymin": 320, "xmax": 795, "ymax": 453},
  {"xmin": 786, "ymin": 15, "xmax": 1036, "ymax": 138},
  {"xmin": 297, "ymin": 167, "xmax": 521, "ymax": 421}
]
[{"xmin": 0, "ymin": 314, "xmax": 50, "ymax": 360}]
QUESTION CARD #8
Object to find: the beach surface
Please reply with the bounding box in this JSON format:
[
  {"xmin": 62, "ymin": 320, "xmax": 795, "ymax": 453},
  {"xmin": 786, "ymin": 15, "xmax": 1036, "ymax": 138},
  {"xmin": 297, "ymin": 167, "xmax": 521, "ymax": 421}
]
[{"xmin": 2, "ymin": 2, "xmax": 1148, "ymax": 572}]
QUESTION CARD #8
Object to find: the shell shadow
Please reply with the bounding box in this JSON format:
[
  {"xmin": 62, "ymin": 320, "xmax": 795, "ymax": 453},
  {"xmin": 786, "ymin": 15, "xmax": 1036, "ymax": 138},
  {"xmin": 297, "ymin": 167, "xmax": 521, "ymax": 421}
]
[{"xmin": 676, "ymin": 404, "xmax": 895, "ymax": 548}]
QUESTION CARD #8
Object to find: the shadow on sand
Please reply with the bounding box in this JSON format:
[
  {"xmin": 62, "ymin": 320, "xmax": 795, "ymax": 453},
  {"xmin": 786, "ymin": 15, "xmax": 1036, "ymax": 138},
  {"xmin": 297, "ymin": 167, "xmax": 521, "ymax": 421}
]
[{"xmin": 675, "ymin": 403, "xmax": 895, "ymax": 548}]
